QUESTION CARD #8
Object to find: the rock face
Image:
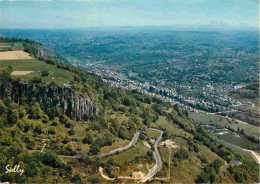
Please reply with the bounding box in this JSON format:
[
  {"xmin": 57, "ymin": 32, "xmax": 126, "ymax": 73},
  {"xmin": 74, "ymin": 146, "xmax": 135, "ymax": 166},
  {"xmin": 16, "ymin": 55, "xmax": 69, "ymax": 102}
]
[
  {"xmin": 0, "ymin": 81, "xmax": 98, "ymax": 120},
  {"xmin": 32, "ymin": 43, "xmax": 51, "ymax": 60}
]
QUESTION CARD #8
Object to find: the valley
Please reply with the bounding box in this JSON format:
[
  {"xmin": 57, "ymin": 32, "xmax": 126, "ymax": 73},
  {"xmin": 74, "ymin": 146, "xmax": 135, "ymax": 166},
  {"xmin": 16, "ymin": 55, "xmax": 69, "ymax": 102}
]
[{"xmin": 0, "ymin": 33, "xmax": 259, "ymax": 183}]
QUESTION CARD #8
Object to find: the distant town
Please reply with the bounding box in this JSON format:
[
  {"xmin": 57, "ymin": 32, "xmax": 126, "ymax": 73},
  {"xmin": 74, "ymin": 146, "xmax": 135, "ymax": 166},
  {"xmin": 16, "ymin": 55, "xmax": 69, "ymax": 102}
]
[{"xmin": 76, "ymin": 62, "xmax": 248, "ymax": 115}]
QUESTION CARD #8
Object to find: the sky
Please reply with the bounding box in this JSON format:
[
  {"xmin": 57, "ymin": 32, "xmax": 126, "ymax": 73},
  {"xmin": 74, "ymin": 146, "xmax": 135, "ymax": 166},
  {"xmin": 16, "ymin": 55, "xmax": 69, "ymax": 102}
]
[{"xmin": 0, "ymin": 0, "xmax": 258, "ymax": 29}]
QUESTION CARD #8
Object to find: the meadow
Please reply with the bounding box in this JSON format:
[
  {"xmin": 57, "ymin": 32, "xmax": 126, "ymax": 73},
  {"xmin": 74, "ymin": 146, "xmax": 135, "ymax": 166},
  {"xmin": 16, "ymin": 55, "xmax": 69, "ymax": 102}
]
[
  {"xmin": 191, "ymin": 114, "xmax": 260, "ymax": 138},
  {"xmin": 0, "ymin": 59, "xmax": 74, "ymax": 85}
]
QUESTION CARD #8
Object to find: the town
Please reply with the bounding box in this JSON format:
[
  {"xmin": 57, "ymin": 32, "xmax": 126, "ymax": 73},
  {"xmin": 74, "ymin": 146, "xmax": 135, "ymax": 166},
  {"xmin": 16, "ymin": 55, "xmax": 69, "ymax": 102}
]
[{"xmin": 80, "ymin": 62, "xmax": 244, "ymax": 114}]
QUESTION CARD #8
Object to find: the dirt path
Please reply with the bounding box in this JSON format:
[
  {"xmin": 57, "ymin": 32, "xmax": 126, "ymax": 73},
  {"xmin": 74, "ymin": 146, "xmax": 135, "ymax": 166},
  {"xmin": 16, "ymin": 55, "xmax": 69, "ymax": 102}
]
[
  {"xmin": 243, "ymin": 149, "xmax": 260, "ymax": 164},
  {"xmin": 217, "ymin": 161, "xmax": 229, "ymax": 177},
  {"xmin": 99, "ymin": 167, "xmax": 115, "ymax": 181}
]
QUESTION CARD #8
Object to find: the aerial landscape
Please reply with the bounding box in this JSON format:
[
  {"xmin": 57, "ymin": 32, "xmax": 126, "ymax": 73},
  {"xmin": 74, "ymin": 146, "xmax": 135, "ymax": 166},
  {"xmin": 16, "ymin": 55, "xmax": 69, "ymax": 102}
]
[{"xmin": 0, "ymin": 0, "xmax": 259, "ymax": 183}]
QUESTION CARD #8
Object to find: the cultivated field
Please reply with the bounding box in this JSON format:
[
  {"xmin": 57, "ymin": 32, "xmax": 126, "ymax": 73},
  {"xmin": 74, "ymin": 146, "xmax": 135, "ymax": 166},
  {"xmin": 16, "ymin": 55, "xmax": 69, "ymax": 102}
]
[
  {"xmin": 11, "ymin": 71, "xmax": 33, "ymax": 76},
  {"xmin": 0, "ymin": 50, "xmax": 33, "ymax": 60},
  {"xmin": 0, "ymin": 42, "xmax": 24, "ymax": 52},
  {"xmin": 0, "ymin": 59, "xmax": 74, "ymax": 85},
  {"xmin": 191, "ymin": 114, "xmax": 260, "ymax": 138}
]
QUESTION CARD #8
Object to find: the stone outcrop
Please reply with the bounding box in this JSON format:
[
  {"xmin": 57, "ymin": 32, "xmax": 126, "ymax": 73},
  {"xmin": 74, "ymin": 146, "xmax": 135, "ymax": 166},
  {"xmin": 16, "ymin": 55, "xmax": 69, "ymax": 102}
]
[{"xmin": 0, "ymin": 81, "xmax": 98, "ymax": 120}]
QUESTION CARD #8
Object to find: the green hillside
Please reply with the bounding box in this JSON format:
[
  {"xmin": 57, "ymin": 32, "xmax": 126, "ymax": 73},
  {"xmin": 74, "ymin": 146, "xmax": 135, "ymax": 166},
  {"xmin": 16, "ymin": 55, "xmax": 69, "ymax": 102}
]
[
  {"xmin": 0, "ymin": 37, "xmax": 258, "ymax": 183},
  {"xmin": 0, "ymin": 59, "xmax": 74, "ymax": 85}
]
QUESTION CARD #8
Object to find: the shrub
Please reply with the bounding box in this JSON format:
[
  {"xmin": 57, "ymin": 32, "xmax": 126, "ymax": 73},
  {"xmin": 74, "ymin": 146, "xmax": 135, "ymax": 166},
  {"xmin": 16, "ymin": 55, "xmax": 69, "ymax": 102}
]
[
  {"xmin": 48, "ymin": 127, "xmax": 56, "ymax": 135},
  {"xmin": 68, "ymin": 129, "xmax": 75, "ymax": 136},
  {"xmin": 71, "ymin": 174, "xmax": 82, "ymax": 183},
  {"xmin": 34, "ymin": 123, "xmax": 43, "ymax": 134},
  {"xmin": 174, "ymin": 148, "xmax": 189, "ymax": 161},
  {"xmin": 41, "ymin": 70, "xmax": 50, "ymax": 77},
  {"xmin": 42, "ymin": 115, "xmax": 49, "ymax": 124}
]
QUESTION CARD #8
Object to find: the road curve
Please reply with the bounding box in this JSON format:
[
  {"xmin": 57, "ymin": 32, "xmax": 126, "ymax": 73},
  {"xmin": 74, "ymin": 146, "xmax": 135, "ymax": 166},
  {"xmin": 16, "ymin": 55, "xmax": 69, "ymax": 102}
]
[
  {"xmin": 95, "ymin": 131, "xmax": 141, "ymax": 157},
  {"xmin": 141, "ymin": 128, "xmax": 163, "ymax": 183},
  {"xmin": 30, "ymin": 131, "xmax": 141, "ymax": 159},
  {"xmin": 28, "ymin": 129, "xmax": 164, "ymax": 182}
]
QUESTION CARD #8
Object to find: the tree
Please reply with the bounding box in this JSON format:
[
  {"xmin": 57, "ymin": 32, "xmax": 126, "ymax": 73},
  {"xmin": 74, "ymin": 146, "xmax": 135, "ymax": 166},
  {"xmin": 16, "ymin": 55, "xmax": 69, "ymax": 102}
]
[
  {"xmin": 7, "ymin": 108, "xmax": 19, "ymax": 126},
  {"xmin": 41, "ymin": 70, "xmax": 49, "ymax": 77},
  {"xmin": 99, "ymin": 118, "xmax": 108, "ymax": 129},
  {"xmin": 83, "ymin": 112, "xmax": 89, "ymax": 121},
  {"xmin": 118, "ymin": 128, "xmax": 128, "ymax": 139},
  {"xmin": 74, "ymin": 76, "xmax": 81, "ymax": 83},
  {"xmin": 195, "ymin": 172, "xmax": 210, "ymax": 183},
  {"xmin": 29, "ymin": 102, "xmax": 43, "ymax": 119},
  {"xmin": 211, "ymin": 159, "xmax": 222, "ymax": 173},
  {"xmin": 59, "ymin": 114, "xmax": 72, "ymax": 128},
  {"xmin": 174, "ymin": 148, "xmax": 189, "ymax": 161},
  {"xmin": 19, "ymin": 106, "xmax": 27, "ymax": 118},
  {"xmin": 42, "ymin": 115, "xmax": 49, "ymax": 124},
  {"xmin": 0, "ymin": 101, "xmax": 7, "ymax": 116},
  {"xmin": 68, "ymin": 129, "xmax": 75, "ymax": 136},
  {"xmin": 48, "ymin": 127, "xmax": 56, "ymax": 135},
  {"xmin": 234, "ymin": 173, "xmax": 245, "ymax": 183},
  {"xmin": 123, "ymin": 97, "xmax": 131, "ymax": 106},
  {"xmin": 89, "ymin": 145, "xmax": 100, "ymax": 156},
  {"xmin": 4, "ymin": 97, "xmax": 12, "ymax": 107},
  {"xmin": 51, "ymin": 118, "xmax": 58, "ymax": 126},
  {"xmin": 0, "ymin": 67, "xmax": 12, "ymax": 83},
  {"xmin": 71, "ymin": 174, "xmax": 82, "ymax": 183},
  {"xmin": 82, "ymin": 131, "xmax": 94, "ymax": 144},
  {"xmin": 41, "ymin": 150, "xmax": 58, "ymax": 166},
  {"xmin": 7, "ymin": 65, "xmax": 13, "ymax": 73},
  {"xmin": 34, "ymin": 123, "xmax": 43, "ymax": 134}
]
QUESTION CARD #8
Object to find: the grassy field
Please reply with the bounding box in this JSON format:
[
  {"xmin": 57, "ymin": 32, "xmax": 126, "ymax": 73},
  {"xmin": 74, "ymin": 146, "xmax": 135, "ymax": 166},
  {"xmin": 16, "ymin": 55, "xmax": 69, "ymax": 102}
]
[
  {"xmin": 191, "ymin": 114, "xmax": 260, "ymax": 138},
  {"xmin": 191, "ymin": 114, "xmax": 234, "ymax": 126},
  {"xmin": 101, "ymin": 139, "xmax": 130, "ymax": 154},
  {"xmin": 0, "ymin": 59, "xmax": 74, "ymax": 85},
  {"xmin": 12, "ymin": 42, "xmax": 24, "ymax": 50},
  {"xmin": 73, "ymin": 122, "xmax": 88, "ymax": 140},
  {"xmin": 0, "ymin": 42, "xmax": 24, "ymax": 51},
  {"xmin": 102, "ymin": 140, "xmax": 153, "ymax": 177},
  {"xmin": 0, "ymin": 46, "xmax": 11, "ymax": 52},
  {"xmin": 167, "ymin": 136, "xmax": 225, "ymax": 183},
  {"xmin": 79, "ymin": 143, "xmax": 90, "ymax": 155},
  {"xmin": 103, "ymin": 141, "xmax": 151, "ymax": 166},
  {"xmin": 0, "ymin": 42, "xmax": 12, "ymax": 52},
  {"xmin": 191, "ymin": 114, "xmax": 259, "ymax": 150},
  {"xmin": 222, "ymin": 142, "xmax": 256, "ymax": 162},
  {"xmin": 152, "ymin": 116, "xmax": 193, "ymax": 138},
  {"xmin": 147, "ymin": 129, "xmax": 161, "ymax": 139},
  {"xmin": 215, "ymin": 132, "xmax": 259, "ymax": 150},
  {"xmin": 230, "ymin": 123, "xmax": 260, "ymax": 137},
  {"xmin": 197, "ymin": 143, "xmax": 224, "ymax": 164},
  {"xmin": 226, "ymin": 111, "xmax": 259, "ymax": 128},
  {"xmin": 170, "ymin": 159, "xmax": 202, "ymax": 183},
  {"xmin": 157, "ymin": 146, "xmax": 171, "ymax": 177}
]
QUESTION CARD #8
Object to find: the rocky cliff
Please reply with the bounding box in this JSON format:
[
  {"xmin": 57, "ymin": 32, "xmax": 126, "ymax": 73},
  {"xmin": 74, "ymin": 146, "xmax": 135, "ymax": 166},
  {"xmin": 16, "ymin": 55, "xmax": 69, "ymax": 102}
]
[
  {"xmin": 0, "ymin": 81, "xmax": 98, "ymax": 119},
  {"xmin": 32, "ymin": 43, "xmax": 50, "ymax": 60}
]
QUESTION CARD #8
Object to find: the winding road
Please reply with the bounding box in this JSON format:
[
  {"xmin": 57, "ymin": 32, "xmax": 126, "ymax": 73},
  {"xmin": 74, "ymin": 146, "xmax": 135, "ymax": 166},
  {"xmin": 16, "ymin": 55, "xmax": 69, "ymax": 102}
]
[
  {"xmin": 30, "ymin": 131, "xmax": 141, "ymax": 159},
  {"xmin": 141, "ymin": 128, "xmax": 163, "ymax": 183},
  {"xmin": 28, "ymin": 129, "xmax": 164, "ymax": 182},
  {"xmin": 96, "ymin": 131, "xmax": 141, "ymax": 157}
]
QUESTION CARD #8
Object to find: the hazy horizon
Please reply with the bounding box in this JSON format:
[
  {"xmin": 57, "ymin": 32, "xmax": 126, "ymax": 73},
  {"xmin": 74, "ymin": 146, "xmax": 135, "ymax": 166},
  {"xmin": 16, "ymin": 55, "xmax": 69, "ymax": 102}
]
[{"xmin": 0, "ymin": 0, "xmax": 258, "ymax": 29}]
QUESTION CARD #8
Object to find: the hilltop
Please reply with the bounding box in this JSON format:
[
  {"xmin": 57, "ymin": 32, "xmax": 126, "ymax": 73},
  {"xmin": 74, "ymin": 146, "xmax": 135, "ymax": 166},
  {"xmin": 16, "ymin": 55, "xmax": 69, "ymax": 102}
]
[{"xmin": 0, "ymin": 37, "xmax": 259, "ymax": 183}]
